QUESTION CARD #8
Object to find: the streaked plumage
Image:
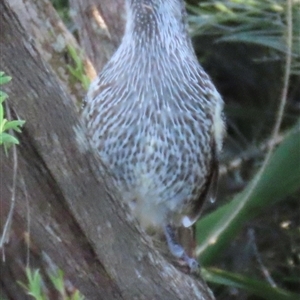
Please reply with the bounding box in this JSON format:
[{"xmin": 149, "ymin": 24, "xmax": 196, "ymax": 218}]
[{"xmin": 83, "ymin": 0, "xmax": 225, "ymax": 271}]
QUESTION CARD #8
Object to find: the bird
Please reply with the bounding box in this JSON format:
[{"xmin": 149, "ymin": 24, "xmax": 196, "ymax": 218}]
[{"xmin": 82, "ymin": 0, "xmax": 225, "ymax": 272}]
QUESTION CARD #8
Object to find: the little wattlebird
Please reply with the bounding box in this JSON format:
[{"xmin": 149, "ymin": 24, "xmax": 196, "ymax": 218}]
[{"xmin": 83, "ymin": 0, "xmax": 225, "ymax": 272}]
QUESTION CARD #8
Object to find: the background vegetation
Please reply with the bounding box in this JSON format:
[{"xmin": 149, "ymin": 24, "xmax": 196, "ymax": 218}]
[
  {"xmin": 189, "ymin": 1, "xmax": 300, "ymax": 299},
  {"xmin": 191, "ymin": 1, "xmax": 300, "ymax": 299}
]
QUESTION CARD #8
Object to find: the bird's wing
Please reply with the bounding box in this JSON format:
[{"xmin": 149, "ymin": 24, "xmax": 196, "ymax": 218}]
[{"xmin": 185, "ymin": 139, "xmax": 219, "ymax": 226}]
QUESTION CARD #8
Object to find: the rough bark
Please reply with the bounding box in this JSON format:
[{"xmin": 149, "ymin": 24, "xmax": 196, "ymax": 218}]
[
  {"xmin": 8, "ymin": 0, "xmax": 96, "ymax": 108},
  {"xmin": 69, "ymin": 0, "xmax": 125, "ymax": 73},
  {"xmin": 0, "ymin": 1, "xmax": 214, "ymax": 300}
]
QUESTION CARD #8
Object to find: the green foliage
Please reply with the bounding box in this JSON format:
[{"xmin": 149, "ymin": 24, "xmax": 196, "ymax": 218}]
[
  {"xmin": 188, "ymin": 0, "xmax": 300, "ymax": 74},
  {"xmin": 51, "ymin": 0, "xmax": 71, "ymax": 26},
  {"xmin": 19, "ymin": 268, "xmax": 85, "ymax": 300},
  {"xmin": 19, "ymin": 269, "xmax": 45, "ymax": 300},
  {"xmin": 195, "ymin": 95, "xmax": 300, "ymax": 298},
  {"xmin": 66, "ymin": 45, "xmax": 90, "ymax": 91},
  {"xmin": 0, "ymin": 72, "xmax": 25, "ymax": 154},
  {"xmin": 197, "ymin": 124, "xmax": 300, "ymax": 264},
  {"xmin": 48, "ymin": 268, "xmax": 85, "ymax": 300},
  {"xmin": 202, "ymin": 267, "xmax": 300, "ymax": 300},
  {"xmin": 187, "ymin": 1, "xmax": 300, "ymax": 298},
  {"xmin": 198, "ymin": 128, "xmax": 300, "ymax": 295},
  {"xmin": 196, "ymin": 123, "xmax": 300, "ymax": 300}
]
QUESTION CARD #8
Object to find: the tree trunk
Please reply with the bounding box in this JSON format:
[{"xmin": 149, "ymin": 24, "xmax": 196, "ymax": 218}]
[
  {"xmin": 9, "ymin": 0, "xmax": 96, "ymax": 106},
  {"xmin": 0, "ymin": 1, "xmax": 214, "ymax": 299},
  {"xmin": 69, "ymin": 0, "xmax": 125, "ymax": 73}
]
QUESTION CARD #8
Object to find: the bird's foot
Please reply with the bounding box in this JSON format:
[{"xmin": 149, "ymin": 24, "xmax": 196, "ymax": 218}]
[
  {"xmin": 179, "ymin": 252, "xmax": 199, "ymax": 273},
  {"xmin": 163, "ymin": 225, "xmax": 199, "ymax": 274}
]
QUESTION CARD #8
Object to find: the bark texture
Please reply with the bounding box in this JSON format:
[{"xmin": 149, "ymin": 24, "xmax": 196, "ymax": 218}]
[
  {"xmin": 9, "ymin": 0, "xmax": 96, "ymax": 107},
  {"xmin": 69, "ymin": 0, "xmax": 125, "ymax": 73},
  {"xmin": 0, "ymin": 1, "xmax": 214, "ymax": 299}
]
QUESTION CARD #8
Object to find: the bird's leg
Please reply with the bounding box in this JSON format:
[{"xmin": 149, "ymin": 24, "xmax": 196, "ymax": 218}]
[{"xmin": 163, "ymin": 224, "xmax": 199, "ymax": 273}]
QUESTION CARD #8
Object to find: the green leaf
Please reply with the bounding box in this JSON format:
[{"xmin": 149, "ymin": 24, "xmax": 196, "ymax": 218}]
[
  {"xmin": 49, "ymin": 269, "xmax": 65, "ymax": 294},
  {"xmin": 3, "ymin": 120, "xmax": 25, "ymax": 132},
  {"xmin": 23, "ymin": 268, "xmax": 45, "ymax": 300},
  {"xmin": 197, "ymin": 124, "xmax": 300, "ymax": 264},
  {"xmin": 202, "ymin": 268, "xmax": 300, "ymax": 300},
  {"xmin": 217, "ymin": 32, "xmax": 287, "ymax": 54},
  {"xmin": 67, "ymin": 45, "xmax": 81, "ymax": 67},
  {"xmin": 0, "ymin": 132, "xmax": 20, "ymax": 146},
  {"xmin": 0, "ymin": 91, "xmax": 9, "ymax": 103},
  {"xmin": 0, "ymin": 75, "xmax": 12, "ymax": 85},
  {"xmin": 0, "ymin": 108, "xmax": 4, "ymax": 127},
  {"xmin": 66, "ymin": 45, "xmax": 90, "ymax": 91}
]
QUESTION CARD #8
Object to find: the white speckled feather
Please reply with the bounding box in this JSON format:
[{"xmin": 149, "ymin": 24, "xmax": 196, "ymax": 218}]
[{"xmin": 83, "ymin": 0, "xmax": 224, "ymax": 232}]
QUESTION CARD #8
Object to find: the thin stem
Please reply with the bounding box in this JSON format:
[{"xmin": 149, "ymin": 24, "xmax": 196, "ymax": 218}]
[
  {"xmin": 0, "ymin": 104, "xmax": 18, "ymax": 260},
  {"xmin": 196, "ymin": 0, "xmax": 293, "ymax": 257},
  {"xmin": 242, "ymin": 0, "xmax": 292, "ymax": 198}
]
